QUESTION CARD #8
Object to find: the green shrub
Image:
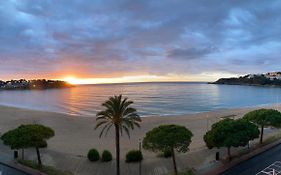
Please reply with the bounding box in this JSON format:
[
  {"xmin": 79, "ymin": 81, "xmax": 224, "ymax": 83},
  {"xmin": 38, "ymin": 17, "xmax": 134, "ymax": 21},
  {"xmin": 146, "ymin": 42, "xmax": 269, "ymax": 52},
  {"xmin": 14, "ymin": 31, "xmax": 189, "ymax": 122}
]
[
  {"xmin": 125, "ymin": 150, "xmax": 143, "ymax": 163},
  {"xmin": 101, "ymin": 150, "xmax": 112, "ymax": 162},
  {"xmin": 87, "ymin": 149, "xmax": 100, "ymax": 162},
  {"xmin": 163, "ymin": 149, "xmax": 172, "ymax": 158}
]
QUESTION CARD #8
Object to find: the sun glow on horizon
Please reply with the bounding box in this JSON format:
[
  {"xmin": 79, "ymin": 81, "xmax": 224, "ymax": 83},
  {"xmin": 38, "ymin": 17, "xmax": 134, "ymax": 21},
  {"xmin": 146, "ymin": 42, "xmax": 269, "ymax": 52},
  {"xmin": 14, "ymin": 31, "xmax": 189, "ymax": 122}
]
[
  {"xmin": 62, "ymin": 72, "xmax": 238, "ymax": 85},
  {"xmin": 63, "ymin": 75, "xmax": 168, "ymax": 85}
]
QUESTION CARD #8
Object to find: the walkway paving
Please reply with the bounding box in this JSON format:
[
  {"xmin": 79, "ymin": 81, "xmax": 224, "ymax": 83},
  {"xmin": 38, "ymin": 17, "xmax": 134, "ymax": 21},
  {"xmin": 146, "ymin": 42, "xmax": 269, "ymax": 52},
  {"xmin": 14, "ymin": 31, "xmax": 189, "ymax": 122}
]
[
  {"xmin": 0, "ymin": 150, "xmax": 31, "ymax": 175},
  {"xmin": 1, "ymin": 140, "xmax": 278, "ymax": 175},
  {"xmin": 32, "ymin": 148, "xmax": 206, "ymax": 175},
  {"xmin": 0, "ymin": 142, "xmax": 210, "ymax": 175},
  {"xmin": 0, "ymin": 163, "xmax": 30, "ymax": 175}
]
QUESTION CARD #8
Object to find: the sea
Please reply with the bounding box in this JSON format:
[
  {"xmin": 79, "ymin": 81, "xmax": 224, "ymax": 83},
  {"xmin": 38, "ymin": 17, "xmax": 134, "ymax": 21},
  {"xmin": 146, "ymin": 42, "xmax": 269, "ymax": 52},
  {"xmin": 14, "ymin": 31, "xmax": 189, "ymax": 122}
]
[{"xmin": 0, "ymin": 82, "xmax": 280, "ymax": 117}]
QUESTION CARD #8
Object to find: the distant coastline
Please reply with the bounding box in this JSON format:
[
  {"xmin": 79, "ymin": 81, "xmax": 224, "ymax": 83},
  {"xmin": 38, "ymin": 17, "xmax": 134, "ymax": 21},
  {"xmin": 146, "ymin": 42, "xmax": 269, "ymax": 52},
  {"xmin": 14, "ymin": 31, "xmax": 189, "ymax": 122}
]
[
  {"xmin": 0, "ymin": 79, "xmax": 73, "ymax": 90},
  {"xmin": 211, "ymin": 72, "xmax": 281, "ymax": 87}
]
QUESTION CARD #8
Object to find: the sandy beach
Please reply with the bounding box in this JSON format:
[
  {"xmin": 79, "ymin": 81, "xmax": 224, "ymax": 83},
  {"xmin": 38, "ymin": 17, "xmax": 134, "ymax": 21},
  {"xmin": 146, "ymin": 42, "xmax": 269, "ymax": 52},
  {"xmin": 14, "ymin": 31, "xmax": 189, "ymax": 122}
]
[{"xmin": 0, "ymin": 104, "xmax": 280, "ymax": 159}]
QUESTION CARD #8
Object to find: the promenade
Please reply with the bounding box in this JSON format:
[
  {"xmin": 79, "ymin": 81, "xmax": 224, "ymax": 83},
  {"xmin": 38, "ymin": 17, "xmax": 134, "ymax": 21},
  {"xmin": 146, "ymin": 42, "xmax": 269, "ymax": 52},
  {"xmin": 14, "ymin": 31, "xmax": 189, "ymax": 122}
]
[
  {"xmin": 0, "ymin": 142, "xmax": 209, "ymax": 175},
  {"xmin": 2, "ymin": 132, "xmax": 281, "ymax": 175}
]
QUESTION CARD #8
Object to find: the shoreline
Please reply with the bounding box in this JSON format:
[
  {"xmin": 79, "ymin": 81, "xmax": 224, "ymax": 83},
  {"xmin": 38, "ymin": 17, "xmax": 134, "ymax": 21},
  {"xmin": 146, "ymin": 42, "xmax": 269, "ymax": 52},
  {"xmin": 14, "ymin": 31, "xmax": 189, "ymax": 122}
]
[
  {"xmin": 0, "ymin": 102, "xmax": 280, "ymax": 119},
  {"xmin": 210, "ymin": 82, "xmax": 281, "ymax": 88}
]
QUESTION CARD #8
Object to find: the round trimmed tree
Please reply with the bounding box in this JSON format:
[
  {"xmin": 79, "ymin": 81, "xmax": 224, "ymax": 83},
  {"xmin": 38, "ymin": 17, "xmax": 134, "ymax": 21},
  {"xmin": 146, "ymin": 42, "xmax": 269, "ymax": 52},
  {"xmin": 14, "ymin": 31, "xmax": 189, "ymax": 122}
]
[
  {"xmin": 243, "ymin": 109, "xmax": 281, "ymax": 144},
  {"xmin": 1, "ymin": 124, "xmax": 55, "ymax": 167},
  {"xmin": 101, "ymin": 150, "xmax": 112, "ymax": 162},
  {"xmin": 87, "ymin": 149, "xmax": 100, "ymax": 161},
  {"xmin": 204, "ymin": 118, "xmax": 259, "ymax": 161},
  {"xmin": 143, "ymin": 124, "xmax": 193, "ymax": 175},
  {"xmin": 1, "ymin": 126, "xmax": 29, "ymax": 160}
]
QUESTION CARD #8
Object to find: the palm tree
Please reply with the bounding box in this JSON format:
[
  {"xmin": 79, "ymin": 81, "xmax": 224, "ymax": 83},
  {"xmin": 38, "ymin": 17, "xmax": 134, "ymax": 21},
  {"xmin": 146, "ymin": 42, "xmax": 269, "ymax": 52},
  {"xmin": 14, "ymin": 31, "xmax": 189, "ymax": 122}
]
[{"xmin": 95, "ymin": 95, "xmax": 141, "ymax": 175}]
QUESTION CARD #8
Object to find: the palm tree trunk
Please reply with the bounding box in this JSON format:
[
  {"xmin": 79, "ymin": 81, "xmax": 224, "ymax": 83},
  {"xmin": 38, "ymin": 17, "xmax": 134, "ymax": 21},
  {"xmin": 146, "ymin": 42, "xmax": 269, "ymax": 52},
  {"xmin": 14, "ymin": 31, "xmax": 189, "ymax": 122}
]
[
  {"xmin": 35, "ymin": 147, "xmax": 42, "ymax": 167},
  {"xmin": 115, "ymin": 125, "xmax": 120, "ymax": 175},
  {"xmin": 227, "ymin": 147, "xmax": 231, "ymax": 161},
  {"xmin": 171, "ymin": 147, "xmax": 178, "ymax": 175},
  {"xmin": 260, "ymin": 125, "xmax": 264, "ymax": 144}
]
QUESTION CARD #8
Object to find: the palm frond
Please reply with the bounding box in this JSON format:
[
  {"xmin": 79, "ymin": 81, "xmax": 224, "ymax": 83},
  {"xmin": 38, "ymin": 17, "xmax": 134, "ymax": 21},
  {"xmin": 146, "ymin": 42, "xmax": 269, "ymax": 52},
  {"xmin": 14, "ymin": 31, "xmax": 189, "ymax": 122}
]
[
  {"xmin": 122, "ymin": 119, "xmax": 134, "ymax": 129},
  {"xmin": 123, "ymin": 107, "xmax": 137, "ymax": 116},
  {"xmin": 133, "ymin": 121, "xmax": 141, "ymax": 128},
  {"xmin": 122, "ymin": 125, "xmax": 131, "ymax": 138},
  {"xmin": 104, "ymin": 123, "xmax": 113, "ymax": 136},
  {"xmin": 95, "ymin": 94, "xmax": 141, "ymax": 139},
  {"xmin": 96, "ymin": 111, "xmax": 113, "ymax": 119},
  {"xmin": 95, "ymin": 120, "xmax": 108, "ymax": 130},
  {"xmin": 98, "ymin": 122, "xmax": 112, "ymax": 138}
]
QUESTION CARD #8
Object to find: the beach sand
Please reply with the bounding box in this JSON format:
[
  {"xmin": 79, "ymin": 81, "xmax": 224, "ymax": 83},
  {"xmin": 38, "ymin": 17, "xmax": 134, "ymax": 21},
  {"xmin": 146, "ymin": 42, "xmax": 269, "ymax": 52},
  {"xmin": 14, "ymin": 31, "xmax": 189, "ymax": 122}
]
[{"xmin": 0, "ymin": 104, "xmax": 280, "ymax": 159}]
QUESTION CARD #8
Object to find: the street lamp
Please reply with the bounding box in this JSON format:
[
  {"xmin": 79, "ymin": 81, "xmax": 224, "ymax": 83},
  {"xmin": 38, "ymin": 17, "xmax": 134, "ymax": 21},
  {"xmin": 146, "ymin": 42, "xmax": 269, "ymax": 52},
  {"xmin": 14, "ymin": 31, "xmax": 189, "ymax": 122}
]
[
  {"xmin": 139, "ymin": 138, "xmax": 142, "ymax": 175},
  {"xmin": 206, "ymin": 114, "xmax": 209, "ymax": 132}
]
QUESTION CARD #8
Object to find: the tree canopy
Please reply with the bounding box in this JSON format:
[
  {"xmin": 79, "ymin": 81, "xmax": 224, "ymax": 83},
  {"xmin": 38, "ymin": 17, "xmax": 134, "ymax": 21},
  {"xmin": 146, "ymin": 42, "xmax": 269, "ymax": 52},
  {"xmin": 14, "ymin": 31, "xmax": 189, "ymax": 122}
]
[
  {"xmin": 143, "ymin": 124, "xmax": 193, "ymax": 153},
  {"xmin": 204, "ymin": 118, "xmax": 259, "ymax": 160},
  {"xmin": 1, "ymin": 124, "xmax": 55, "ymax": 166},
  {"xmin": 243, "ymin": 109, "xmax": 281, "ymax": 144},
  {"xmin": 1, "ymin": 124, "xmax": 54, "ymax": 149},
  {"xmin": 143, "ymin": 124, "xmax": 193, "ymax": 175},
  {"xmin": 243, "ymin": 109, "xmax": 281, "ymax": 127},
  {"xmin": 95, "ymin": 95, "xmax": 141, "ymax": 138},
  {"xmin": 1, "ymin": 126, "xmax": 29, "ymax": 150},
  {"xmin": 18, "ymin": 124, "xmax": 54, "ymax": 148}
]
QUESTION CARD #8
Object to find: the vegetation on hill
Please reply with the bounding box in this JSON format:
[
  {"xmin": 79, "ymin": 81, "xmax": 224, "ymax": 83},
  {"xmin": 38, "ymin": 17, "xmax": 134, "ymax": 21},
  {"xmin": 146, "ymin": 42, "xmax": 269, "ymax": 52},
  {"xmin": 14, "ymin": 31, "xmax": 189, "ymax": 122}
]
[
  {"xmin": 212, "ymin": 74, "xmax": 281, "ymax": 86},
  {"xmin": 0, "ymin": 79, "xmax": 73, "ymax": 90}
]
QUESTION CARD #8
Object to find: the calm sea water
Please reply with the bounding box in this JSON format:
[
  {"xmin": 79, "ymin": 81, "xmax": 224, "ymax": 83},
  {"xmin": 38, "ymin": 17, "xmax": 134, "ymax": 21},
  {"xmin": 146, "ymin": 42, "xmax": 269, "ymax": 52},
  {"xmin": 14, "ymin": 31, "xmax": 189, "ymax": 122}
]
[{"xmin": 0, "ymin": 82, "xmax": 280, "ymax": 117}]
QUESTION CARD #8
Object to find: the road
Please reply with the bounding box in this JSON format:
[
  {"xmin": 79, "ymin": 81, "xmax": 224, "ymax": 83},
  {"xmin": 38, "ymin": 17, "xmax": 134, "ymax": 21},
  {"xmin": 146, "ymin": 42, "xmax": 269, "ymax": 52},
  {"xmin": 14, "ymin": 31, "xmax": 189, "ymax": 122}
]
[
  {"xmin": 220, "ymin": 143, "xmax": 281, "ymax": 175},
  {"xmin": 0, "ymin": 163, "xmax": 29, "ymax": 175}
]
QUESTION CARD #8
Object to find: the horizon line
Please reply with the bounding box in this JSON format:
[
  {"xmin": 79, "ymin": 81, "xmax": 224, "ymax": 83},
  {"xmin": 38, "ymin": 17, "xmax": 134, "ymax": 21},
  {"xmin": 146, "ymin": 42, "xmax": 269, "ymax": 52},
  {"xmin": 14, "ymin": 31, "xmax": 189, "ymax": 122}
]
[
  {"xmin": 0, "ymin": 78, "xmax": 211, "ymax": 85},
  {"xmin": 74, "ymin": 81, "xmax": 210, "ymax": 85}
]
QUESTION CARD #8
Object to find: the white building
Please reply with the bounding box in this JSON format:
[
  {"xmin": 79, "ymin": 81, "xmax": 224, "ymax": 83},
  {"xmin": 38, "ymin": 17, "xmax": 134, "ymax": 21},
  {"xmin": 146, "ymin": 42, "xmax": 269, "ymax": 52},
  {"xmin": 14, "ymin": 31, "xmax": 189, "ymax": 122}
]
[{"xmin": 265, "ymin": 72, "xmax": 281, "ymax": 80}]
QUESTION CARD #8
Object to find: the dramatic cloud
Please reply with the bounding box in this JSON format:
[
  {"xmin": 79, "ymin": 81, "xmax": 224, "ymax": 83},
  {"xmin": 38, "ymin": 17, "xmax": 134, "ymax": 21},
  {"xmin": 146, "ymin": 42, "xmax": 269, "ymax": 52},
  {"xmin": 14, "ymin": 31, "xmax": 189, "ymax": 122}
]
[
  {"xmin": 0, "ymin": 0, "xmax": 281, "ymax": 80},
  {"xmin": 167, "ymin": 46, "xmax": 218, "ymax": 60}
]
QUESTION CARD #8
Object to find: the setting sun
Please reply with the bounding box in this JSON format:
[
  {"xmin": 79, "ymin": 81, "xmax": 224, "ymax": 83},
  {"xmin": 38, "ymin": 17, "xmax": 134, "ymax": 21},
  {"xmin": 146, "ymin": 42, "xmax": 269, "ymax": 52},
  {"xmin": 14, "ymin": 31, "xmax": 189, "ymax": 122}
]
[{"xmin": 63, "ymin": 77, "xmax": 81, "ymax": 85}]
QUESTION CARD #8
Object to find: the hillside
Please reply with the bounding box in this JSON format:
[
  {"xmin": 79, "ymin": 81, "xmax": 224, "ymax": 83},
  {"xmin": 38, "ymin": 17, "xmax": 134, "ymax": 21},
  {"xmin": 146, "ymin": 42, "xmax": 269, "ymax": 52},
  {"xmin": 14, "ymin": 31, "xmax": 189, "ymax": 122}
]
[
  {"xmin": 212, "ymin": 73, "xmax": 281, "ymax": 87},
  {"xmin": 0, "ymin": 79, "xmax": 73, "ymax": 90}
]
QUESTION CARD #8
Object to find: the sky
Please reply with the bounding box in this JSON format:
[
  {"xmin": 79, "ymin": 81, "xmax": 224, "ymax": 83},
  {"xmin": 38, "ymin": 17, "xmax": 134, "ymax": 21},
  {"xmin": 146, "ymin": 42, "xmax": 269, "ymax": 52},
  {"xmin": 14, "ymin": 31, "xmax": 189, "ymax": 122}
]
[{"xmin": 0, "ymin": 0, "xmax": 281, "ymax": 84}]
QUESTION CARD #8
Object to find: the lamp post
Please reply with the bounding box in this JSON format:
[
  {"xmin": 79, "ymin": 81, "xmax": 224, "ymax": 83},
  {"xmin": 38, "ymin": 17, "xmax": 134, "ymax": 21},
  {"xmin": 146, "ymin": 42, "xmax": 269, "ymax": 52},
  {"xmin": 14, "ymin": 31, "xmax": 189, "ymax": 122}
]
[
  {"xmin": 277, "ymin": 95, "xmax": 279, "ymax": 110},
  {"xmin": 139, "ymin": 138, "xmax": 142, "ymax": 175},
  {"xmin": 206, "ymin": 114, "xmax": 209, "ymax": 132}
]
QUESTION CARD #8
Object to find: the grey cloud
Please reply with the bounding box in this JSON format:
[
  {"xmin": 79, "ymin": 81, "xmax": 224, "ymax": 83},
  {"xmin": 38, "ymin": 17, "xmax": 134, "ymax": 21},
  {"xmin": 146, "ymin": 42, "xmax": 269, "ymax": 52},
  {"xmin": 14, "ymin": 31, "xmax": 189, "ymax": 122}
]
[
  {"xmin": 0, "ymin": 0, "xmax": 281, "ymax": 79},
  {"xmin": 167, "ymin": 46, "xmax": 218, "ymax": 60}
]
